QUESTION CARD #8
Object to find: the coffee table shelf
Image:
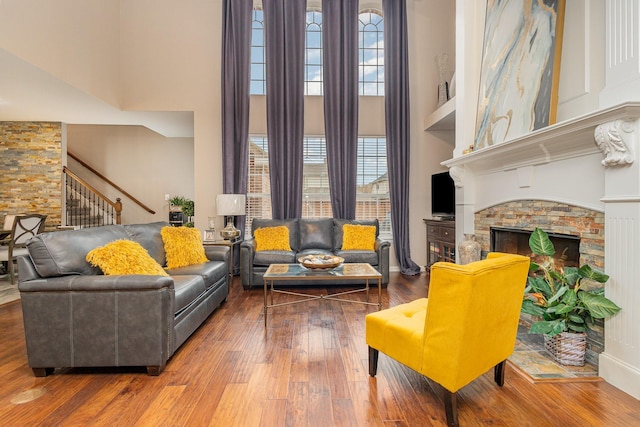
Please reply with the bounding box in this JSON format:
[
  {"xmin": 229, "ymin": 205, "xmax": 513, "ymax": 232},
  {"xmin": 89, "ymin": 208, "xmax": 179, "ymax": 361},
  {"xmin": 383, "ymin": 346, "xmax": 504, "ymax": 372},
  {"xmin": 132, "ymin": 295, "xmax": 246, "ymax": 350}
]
[{"xmin": 263, "ymin": 263, "xmax": 382, "ymax": 327}]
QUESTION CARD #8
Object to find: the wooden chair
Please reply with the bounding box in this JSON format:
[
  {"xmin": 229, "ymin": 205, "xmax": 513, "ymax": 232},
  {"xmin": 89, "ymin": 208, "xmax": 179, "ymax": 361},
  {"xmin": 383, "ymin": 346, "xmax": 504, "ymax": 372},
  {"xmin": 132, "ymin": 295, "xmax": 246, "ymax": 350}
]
[
  {"xmin": 0, "ymin": 214, "xmax": 47, "ymax": 284},
  {"xmin": 366, "ymin": 252, "xmax": 530, "ymax": 427}
]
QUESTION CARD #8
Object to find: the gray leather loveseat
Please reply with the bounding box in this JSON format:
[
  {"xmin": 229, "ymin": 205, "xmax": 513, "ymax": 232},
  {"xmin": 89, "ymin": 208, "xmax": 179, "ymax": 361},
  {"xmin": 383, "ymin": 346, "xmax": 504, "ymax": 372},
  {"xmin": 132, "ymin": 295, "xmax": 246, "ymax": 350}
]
[
  {"xmin": 17, "ymin": 221, "xmax": 229, "ymax": 376},
  {"xmin": 240, "ymin": 218, "xmax": 390, "ymax": 289}
]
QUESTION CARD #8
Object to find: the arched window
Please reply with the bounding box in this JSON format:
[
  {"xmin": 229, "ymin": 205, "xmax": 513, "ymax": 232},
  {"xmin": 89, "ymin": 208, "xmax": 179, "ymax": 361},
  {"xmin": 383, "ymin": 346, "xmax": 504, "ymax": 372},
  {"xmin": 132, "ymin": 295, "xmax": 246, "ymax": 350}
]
[
  {"xmin": 305, "ymin": 10, "xmax": 323, "ymax": 95},
  {"xmin": 359, "ymin": 10, "xmax": 384, "ymax": 96},
  {"xmin": 250, "ymin": 8, "xmax": 266, "ymax": 95}
]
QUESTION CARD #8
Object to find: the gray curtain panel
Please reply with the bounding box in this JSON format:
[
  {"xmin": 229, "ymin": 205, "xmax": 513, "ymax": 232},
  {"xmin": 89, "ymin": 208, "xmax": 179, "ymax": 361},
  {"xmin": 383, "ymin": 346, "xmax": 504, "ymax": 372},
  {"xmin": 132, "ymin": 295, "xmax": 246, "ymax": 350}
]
[
  {"xmin": 263, "ymin": 0, "xmax": 307, "ymax": 220},
  {"xmin": 322, "ymin": 0, "xmax": 359, "ymax": 219},
  {"xmin": 221, "ymin": 0, "xmax": 252, "ymax": 270},
  {"xmin": 383, "ymin": 0, "xmax": 421, "ymax": 275}
]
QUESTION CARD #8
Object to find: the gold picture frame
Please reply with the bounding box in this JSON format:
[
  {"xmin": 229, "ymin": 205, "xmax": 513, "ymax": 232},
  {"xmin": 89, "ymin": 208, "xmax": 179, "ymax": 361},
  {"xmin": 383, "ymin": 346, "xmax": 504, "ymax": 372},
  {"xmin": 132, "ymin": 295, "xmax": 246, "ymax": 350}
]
[{"xmin": 474, "ymin": 0, "xmax": 566, "ymax": 149}]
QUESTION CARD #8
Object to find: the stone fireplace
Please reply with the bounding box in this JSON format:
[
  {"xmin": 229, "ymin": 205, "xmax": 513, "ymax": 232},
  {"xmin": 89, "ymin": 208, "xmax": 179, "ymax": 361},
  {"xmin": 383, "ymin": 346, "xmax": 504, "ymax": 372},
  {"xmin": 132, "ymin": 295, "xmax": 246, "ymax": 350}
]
[
  {"xmin": 442, "ymin": 103, "xmax": 640, "ymax": 398},
  {"xmin": 475, "ymin": 201, "xmax": 605, "ymax": 365}
]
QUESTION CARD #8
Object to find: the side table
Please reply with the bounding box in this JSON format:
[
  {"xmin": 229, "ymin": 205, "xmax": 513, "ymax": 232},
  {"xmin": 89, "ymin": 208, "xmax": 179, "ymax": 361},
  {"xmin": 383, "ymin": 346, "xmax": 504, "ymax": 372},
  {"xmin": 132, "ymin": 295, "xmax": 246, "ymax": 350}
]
[{"xmin": 203, "ymin": 238, "xmax": 242, "ymax": 284}]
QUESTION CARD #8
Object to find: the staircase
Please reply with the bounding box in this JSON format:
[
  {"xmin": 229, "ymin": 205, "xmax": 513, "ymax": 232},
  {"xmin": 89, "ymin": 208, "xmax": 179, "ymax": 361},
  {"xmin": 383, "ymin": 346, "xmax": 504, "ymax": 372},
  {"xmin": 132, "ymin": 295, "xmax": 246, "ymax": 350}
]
[
  {"xmin": 62, "ymin": 152, "xmax": 156, "ymax": 228},
  {"xmin": 64, "ymin": 167, "xmax": 121, "ymax": 227}
]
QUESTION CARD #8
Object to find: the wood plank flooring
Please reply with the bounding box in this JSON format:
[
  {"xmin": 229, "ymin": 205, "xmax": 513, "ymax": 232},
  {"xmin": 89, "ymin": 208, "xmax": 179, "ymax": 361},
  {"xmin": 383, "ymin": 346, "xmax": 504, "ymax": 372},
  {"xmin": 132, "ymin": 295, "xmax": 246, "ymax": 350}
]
[{"xmin": 1, "ymin": 272, "xmax": 639, "ymax": 426}]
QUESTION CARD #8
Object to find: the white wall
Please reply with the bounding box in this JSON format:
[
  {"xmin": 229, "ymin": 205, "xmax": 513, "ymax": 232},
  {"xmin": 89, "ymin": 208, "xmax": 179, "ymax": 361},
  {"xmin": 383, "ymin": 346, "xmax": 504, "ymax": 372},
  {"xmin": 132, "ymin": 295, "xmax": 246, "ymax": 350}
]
[
  {"xmin": 66, "ymin": 125, "xmax": 194, "ymax": 225},
  {"xmin": 0, "ymin": 0, "xmax": 121, "ymax": 107},
  {"xmin": 408, "ymin": 0, "xmax": 457, "ymax": 269},
  {"xmin": 118, "ymin": 0, "xmax": 223, "ymax": 230}
]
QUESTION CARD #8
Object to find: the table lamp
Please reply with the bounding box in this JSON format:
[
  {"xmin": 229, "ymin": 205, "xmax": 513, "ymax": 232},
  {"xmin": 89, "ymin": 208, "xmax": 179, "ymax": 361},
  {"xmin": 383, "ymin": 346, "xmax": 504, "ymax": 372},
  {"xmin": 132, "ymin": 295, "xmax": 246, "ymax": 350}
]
[{"xmin": 216, "ymin": 194, "xmax": 246, "ymax": 240}]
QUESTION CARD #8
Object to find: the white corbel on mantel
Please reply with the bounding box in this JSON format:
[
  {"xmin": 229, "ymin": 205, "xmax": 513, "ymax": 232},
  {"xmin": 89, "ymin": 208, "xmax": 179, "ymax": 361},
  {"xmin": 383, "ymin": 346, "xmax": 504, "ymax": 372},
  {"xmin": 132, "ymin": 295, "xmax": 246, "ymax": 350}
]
[{"xmin": 594, "ymin": 119, "xmax": 636, "ymax": 167}]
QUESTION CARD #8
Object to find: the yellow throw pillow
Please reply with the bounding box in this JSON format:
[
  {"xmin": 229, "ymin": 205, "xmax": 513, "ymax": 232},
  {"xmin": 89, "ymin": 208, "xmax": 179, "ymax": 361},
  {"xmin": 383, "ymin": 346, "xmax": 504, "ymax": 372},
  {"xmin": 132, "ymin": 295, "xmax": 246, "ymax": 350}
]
[
  {"xmin": 86, "ymin": 239, "xmax": 168, "ymax": 276},
  {"xmin": 254, "ymin": 225, "xmax": 291, "ymax": 252},
  {"xmin": 342, "ymin": 224, "xmax": 376, "ymax": 251},
  {"xmin": 161, "ymin": 226, "xmax": 208, "ymax": 269}
]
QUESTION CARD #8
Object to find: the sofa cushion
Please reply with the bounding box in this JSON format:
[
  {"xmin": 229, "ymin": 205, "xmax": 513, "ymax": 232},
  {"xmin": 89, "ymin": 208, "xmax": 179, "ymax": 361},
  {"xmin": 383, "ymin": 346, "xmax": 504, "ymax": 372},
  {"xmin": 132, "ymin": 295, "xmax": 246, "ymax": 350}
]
[
  {"xmin": 333, "ymin": 219, "xmax": 379, "ymax": 252},
  {"xmin": 251, "ymin": 219, "xmax": 299, "ymax": 251},
  {"xmin": 86, "ymin": 239, "xmax": 169, "ymax": 276},
  {"xmin": 299, "ymin": 218, "xmax": 333, "ymax": 250},
  {"xmin": 172, "ymin": 275, "xmax": 207, "ymax": 315},
  {"xmin": 253, "ymin": 250, "xmax": 297, "ymax": 266},
  {"xmin": 341, "ymin": 224, "xmax": 376, "ymax": 251},
  {"xmin": 254, "ymin": 226, "xmax": 292, "ymax": 251},
  {"xmin": 166, "ymin": 261, "xmax": 228, "ymax": 287},
  {"xmin": 161, "ymin": 226, "xmax": 208, "ymax": 269},
  {"xmin": 125, "ymin": 221, "xmax": 168, "ymax": 266},
  {"xmin": 334, "ymin": 249, "xmax": 379, "ymax": 265},
  {"xmin": 26, "ymin": 225, "xmax": 130, "ymax": 278}
]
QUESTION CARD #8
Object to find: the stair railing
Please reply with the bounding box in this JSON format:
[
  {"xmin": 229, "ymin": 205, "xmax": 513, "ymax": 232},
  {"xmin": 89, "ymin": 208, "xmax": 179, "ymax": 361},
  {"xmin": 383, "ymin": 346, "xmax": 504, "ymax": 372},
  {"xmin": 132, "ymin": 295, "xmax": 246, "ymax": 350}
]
[{"xmin": 64, "ymin": 167, "xmax": 122, "ymax": 227}]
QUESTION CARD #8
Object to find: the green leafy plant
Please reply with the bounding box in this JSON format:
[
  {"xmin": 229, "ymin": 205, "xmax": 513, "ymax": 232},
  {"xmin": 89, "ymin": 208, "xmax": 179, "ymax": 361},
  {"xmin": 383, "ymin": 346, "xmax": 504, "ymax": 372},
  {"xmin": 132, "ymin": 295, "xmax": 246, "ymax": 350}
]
[
  {"xmin": 521, "ymin": 228, "xmax": 621, "ymax": 336},
  {"xmin": 168, "ymin": 196, "xmax": 195, "ymax": 227}
]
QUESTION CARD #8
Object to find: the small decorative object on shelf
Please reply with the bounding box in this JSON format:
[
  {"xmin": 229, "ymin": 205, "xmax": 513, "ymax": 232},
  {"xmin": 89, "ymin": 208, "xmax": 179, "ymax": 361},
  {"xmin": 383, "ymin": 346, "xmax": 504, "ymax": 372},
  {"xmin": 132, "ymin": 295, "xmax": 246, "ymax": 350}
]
[
  {"xmin": 458, "ymin": 234, "xmax": 481, "ymax": 264},
  {"xmin": 435, "ymin": 53, "xmax": 450, "ymax": 107},
  {"xmin": 462, "ymin": 145, "xmax": 474, "ymax": 155},
  {"xmin": 203, "ymin": 216, "xmax": 216, "ymax": 242}
]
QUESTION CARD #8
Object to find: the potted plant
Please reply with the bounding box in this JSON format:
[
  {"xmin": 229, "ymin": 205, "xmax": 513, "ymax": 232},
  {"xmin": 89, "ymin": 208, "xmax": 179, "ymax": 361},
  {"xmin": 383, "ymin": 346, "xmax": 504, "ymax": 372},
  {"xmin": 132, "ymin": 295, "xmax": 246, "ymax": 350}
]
[
  {"xmin": 168, "ymin": 196, "xmax": 195, "ymax": 227},
  {"xmin": 521, "ymin": 228, "xmax": 621, "ymax": 366}
]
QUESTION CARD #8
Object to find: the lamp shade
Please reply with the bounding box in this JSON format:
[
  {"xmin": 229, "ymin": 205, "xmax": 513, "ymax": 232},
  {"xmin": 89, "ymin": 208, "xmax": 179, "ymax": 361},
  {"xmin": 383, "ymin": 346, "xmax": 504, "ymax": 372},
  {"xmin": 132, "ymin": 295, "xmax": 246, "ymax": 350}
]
[{"xmin": 216, "ymin": 194, "xmax": 246, "ymax": 216}]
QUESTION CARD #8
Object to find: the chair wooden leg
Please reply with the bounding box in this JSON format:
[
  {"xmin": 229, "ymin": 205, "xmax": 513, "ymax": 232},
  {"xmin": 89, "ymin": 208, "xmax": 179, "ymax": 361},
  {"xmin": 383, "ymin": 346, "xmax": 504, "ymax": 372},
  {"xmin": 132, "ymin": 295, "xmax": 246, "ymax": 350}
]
[
  {"xmin": 368, "ymin": 346, "xmax": 379, "ymax": 376},
  {"xmin": 444, "ymin": 390, "xmax": 458, "ymax": 427},
  {"xmin": 494, "ymin": 360, "xmax": 506, "ymax": 386},
  {"xmin": 8, "ymin": 258, "xmax": 16, "ymax": 285}
]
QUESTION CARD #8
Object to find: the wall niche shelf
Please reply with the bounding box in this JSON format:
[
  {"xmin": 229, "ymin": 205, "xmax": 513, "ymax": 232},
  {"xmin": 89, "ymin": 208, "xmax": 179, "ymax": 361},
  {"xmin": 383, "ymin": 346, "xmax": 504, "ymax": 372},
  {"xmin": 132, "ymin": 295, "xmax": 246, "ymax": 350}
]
[{"xmin": 424, "ymin": 96, "xmax": 456, "ymax": 131}]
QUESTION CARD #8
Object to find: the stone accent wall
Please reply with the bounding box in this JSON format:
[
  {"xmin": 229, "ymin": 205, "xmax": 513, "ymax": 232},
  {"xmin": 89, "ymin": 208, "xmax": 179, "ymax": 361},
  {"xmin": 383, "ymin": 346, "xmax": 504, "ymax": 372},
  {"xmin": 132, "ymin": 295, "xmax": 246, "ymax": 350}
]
[
  {"xmin": 475, "ymin": 200, "xmax": 606, "ymax": 365},
  {"xmin": 474, "ymin": 200, "xmax": 605, "ymax": 269},
  {"xmin": 0, "ymin": 122, "xmax": 63, "ymax": 230}
]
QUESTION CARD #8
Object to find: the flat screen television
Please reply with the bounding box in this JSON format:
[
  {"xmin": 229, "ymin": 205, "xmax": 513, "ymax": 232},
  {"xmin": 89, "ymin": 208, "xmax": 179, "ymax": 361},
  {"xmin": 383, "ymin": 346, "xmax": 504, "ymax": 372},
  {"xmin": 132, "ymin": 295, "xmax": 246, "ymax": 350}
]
[{"xmin": 431, "ymin": 171, "xmax": 455, "ymax": 219}]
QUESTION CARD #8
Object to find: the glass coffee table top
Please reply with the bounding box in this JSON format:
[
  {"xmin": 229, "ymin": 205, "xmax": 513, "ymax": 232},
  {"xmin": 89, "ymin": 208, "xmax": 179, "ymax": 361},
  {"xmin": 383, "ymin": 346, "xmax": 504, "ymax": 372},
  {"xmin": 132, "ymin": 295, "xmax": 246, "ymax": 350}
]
[
  {"xmin": 264, "ymin": 262, "xmax": 381, "ymax": 279},
  {"xmin": 262, "ymin": 263, "xmax": 382, "ymax": 327}
]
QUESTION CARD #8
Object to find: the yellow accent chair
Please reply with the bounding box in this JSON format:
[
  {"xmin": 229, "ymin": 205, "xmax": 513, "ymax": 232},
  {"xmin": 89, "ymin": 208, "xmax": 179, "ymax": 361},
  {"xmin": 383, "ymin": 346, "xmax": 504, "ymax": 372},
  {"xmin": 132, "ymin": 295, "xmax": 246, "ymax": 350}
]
[{"xmin": 366, "ymin": 252, "xmax": 530, "ymax": 427}]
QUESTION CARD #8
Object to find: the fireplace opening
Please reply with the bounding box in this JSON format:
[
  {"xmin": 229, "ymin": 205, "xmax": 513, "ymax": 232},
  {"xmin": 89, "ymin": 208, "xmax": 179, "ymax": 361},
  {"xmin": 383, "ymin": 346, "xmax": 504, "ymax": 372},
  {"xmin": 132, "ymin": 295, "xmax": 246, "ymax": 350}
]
[{"xmin": 490, "ymin": 227, "xmax": 581, "ymax": 268}]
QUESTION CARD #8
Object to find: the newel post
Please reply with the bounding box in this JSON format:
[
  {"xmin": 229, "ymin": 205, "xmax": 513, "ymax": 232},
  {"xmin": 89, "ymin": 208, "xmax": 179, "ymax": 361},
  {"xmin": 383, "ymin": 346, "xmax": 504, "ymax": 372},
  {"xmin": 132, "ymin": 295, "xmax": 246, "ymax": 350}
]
[{"xmin": 115, "ymin": 198, "xmax": 122, "ymax": 225}]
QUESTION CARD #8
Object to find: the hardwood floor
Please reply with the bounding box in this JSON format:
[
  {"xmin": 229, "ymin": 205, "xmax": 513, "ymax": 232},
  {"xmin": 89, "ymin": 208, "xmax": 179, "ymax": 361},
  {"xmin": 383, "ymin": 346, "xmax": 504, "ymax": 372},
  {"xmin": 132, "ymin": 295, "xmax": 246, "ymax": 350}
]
[{"xmin": 1, "ymin": 272, "xmax": 639, "ymax": 426}]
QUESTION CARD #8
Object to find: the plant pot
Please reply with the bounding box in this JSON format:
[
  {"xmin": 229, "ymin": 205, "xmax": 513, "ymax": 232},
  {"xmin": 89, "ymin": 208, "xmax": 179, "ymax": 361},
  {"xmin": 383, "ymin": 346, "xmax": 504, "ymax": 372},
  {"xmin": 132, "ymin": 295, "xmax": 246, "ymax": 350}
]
[{"xmin": 544, "ymin": 332, "xmax": 587, "ymax": 366}]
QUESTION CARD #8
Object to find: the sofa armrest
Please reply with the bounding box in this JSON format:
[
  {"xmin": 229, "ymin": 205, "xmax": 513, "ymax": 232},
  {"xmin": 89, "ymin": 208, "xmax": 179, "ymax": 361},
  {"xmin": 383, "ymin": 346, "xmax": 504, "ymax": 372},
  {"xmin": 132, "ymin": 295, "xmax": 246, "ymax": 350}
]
[
  {"xmin": 240, "ymin": 239, "xmax": 256, "ymax": 289},
  {"xmin": 204, "ymin": 245, "xmax": 230, "ymax": 263},
  {"xmin": 375, "ymin": 238, "xmax": 391, "ymax": 285},
  {"xmin": 18, "ymin": 274, "xmax": 175, "ymax": 293},
  {"xmin": 18, "ymin": 273, "xmax": 175, "ymax": 374}
]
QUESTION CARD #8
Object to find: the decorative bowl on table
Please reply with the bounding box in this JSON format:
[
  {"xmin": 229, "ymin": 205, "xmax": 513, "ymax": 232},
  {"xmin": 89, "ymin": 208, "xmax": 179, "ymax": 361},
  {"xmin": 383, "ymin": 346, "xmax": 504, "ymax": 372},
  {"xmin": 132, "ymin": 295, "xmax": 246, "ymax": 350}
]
[{"xmin": 298, "ymin": 254, "xmax": 344, "ymax": 270}]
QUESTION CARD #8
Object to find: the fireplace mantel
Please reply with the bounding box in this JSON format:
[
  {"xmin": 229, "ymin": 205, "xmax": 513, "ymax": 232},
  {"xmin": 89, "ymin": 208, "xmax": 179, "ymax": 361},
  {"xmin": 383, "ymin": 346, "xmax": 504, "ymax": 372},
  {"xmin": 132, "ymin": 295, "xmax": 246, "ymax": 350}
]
[{"xmin": 442, "ymin": 102, "xmax": 640, "ymax": 174}]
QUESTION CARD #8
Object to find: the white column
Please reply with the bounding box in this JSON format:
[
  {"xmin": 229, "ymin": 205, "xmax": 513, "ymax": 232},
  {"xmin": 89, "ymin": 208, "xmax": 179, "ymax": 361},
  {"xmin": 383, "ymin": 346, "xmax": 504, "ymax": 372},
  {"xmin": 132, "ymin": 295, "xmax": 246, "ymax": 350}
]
[
  {"xmin": 599, "ymin": 0, "xmax": 640, "ymax": 108},
  {"xmin": 596, "ymin": 118, "xmax": 640, "ymax": 400}
]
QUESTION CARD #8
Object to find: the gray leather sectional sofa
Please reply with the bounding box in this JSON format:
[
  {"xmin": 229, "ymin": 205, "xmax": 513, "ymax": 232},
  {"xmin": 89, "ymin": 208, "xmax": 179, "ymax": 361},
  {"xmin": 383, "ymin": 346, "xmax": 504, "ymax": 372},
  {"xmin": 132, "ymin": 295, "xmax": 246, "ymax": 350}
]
[
  {"xmin": 240, "ymin": 218, "xmax": 390, "ymax": 289},
  {"xmin": 17, "ymin": 221, "xmax": 229, "ymax": 376}
]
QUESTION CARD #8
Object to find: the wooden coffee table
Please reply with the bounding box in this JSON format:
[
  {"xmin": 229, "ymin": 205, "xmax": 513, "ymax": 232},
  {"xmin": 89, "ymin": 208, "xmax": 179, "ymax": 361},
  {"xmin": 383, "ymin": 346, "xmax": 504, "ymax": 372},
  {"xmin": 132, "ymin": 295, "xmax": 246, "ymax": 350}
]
[{"xmin": 262, "ymin": 263, "xmax": 382, "ymax": 327}]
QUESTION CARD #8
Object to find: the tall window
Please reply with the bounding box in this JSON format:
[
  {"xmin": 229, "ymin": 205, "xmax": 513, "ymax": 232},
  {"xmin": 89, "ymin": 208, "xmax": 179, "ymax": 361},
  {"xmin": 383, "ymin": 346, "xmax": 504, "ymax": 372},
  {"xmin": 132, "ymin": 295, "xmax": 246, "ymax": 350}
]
[
  {"xmin": 247, "ymin": 136, "xmax": 390, "ymax": 236},
  {"xmin": 250, "ymin": 9, "xmax": 265, "ymax": 95},
  {"xmin": 359, "ymin": 11, "xmax": 384, "ymax": 96},
  {"xmin": 305, "ymin": 10, "xmax": 323, "ymax": 95},
  {"xmin": 247, "ymin": 7, "xmax": 389, "ymax": 236}
]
